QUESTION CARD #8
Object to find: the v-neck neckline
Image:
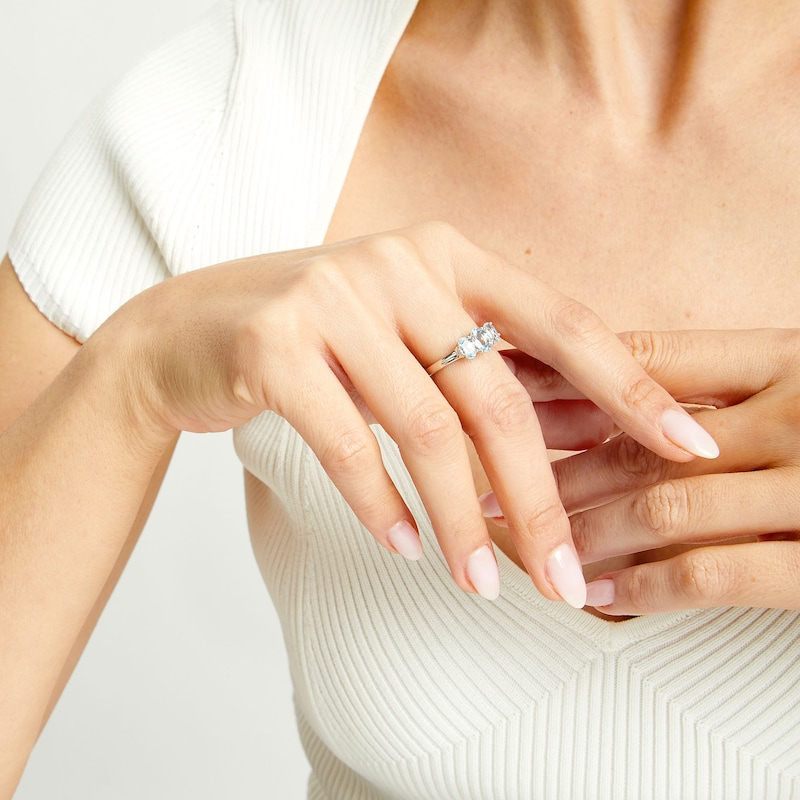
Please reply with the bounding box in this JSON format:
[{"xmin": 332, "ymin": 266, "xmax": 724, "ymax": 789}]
[{"xmin": 494, "ymin": 544, "xmax": 704, "ymax": 651}]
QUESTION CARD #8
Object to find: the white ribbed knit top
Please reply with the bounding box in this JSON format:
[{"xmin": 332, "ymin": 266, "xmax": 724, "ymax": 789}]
[{"xmin": 9, "ymin": 2, "xmax": 800, "ymax": 798}]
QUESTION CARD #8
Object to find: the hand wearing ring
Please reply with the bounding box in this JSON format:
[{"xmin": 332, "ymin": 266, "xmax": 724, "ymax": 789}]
[{"xmin": 116, "ymin": 222, "xmax": 718, "ymax": 609}]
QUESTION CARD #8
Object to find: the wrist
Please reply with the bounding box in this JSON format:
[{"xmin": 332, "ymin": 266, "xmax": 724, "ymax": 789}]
[{"xmin": 76, "ymin": 326, "xmax": 180, "ymax": 455}]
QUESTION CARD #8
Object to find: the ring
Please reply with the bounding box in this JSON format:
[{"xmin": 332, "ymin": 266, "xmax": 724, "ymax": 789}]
[{"xmin": 426, "ymin": 322, "xmax": 501, "ymax": 376}]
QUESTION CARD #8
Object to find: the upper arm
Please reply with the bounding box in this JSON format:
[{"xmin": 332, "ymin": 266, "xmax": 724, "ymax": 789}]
[{"xmin": 0, "ymin": 254, "xmax": 81, "ymax": 434}]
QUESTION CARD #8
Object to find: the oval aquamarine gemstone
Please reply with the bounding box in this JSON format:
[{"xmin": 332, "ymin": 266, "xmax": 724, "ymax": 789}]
[
  {"xmin": 457, "ymin": 336, "xmax": 478, "ymax": 359},
  {"xmin": 472, "ymin": 327, "xmax": 492, "ymax": 352},
  {"xmin": 477, "ymin": 323, "xmax": 499, "ymax": 350}
]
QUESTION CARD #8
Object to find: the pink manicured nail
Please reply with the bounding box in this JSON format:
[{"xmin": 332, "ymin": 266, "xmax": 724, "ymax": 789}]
[
  {"xmin": 387, "ymin": 521, "xmax": 423, "ymax": 561},
  {"xmin": 585, "ymin": 579, "xmax": 615, "ymax": 607},
  {"xmin": 479, "ymin": 491, "xmax": 508, "ymax": 527},
  {"xmin": 546, "ymin": 544, "xmax": 587, "ymax": 608},
  {"xmin": 467, "ymin": 545, "xmax": 501, "ymax": 600},
  {"xmin": 479, "ymin": 491, "xmax": 503, "ymax": 518},
  {"xmin": 661, "ymin": 409, "xmax": 719, "ymax": 459}
]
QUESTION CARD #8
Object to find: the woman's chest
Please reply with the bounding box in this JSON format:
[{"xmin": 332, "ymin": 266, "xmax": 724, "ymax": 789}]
[
  {"xmin": 325, "ymin": 89, "xmax": 800, "ymax": 333},
  {"xmin": 323, "ymin": 77, "xmax": 800, "ymax": 591}
]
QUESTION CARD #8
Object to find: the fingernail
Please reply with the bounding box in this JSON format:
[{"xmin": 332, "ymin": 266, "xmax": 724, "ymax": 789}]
[
  {"xmin": 585, "ymin": 579, "xmax": 615, "ymax": 607},
  {"xmin": 660, "ymin": 409, "xmax": 719, "ymax": 459},
  {"xmin": 546, "ymin": 544, "xmax": 587, "ymax": 608},
  {"xmin": 479, "ymin": 491, "xmax": 508, "ymax": 526},
  {"xmin": 500, "ymin": 354, "xmax": 517, "ymax": 375},
  {"xmin": 467, "ymin": 545, "xmax": 501, "ymax": 600},
  {"xmin": 479, "ymin": 491, "xmax": 503, "ymax": 518},
  {"xmin": 387, "ymin": 521, "xmax": 423, "ymax": 561}
]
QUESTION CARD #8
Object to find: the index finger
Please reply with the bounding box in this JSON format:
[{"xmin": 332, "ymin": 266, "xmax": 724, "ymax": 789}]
[
  {"xmin": 616, "ymin": 329, "xmax": 791, "ymax": 404},
  {"xmin": 460, "ymin": 259, "xmax": 720, "ymax": 463}
]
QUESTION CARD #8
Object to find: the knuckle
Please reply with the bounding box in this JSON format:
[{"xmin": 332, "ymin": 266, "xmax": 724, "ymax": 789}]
[
  {"xmin": 356, "ymin": 493, "xmax": 399, "ymax": 529},
  {"xmin": 320, "ymin": 428, "xmax": 376, "ymax": 477},
  {"xmin": 526, "ymin": 359, "xmax": 568, "ymax": 395},
  {"xmin": 619, "ymin": 374, "xmax": 664, "ymax": 413},
  {"xmin": 623, "ymin": 567, "xmax": 660, "ymax": 613},
  {"xmin": 415, "ymin": 219, "xmax": 463, "ymax": 247},
  {"xmin": 229, "ymin": 312, "xmax": 291, "ymax": 408},
  {"xmin": 612, "ymin": 436, "xmax": 666, "ymax": 484},
  {"xmin": 479, "ymin": 381, "xmax": 533, "ymax": 435},
  {"xmin": 370, "ymin": 229, "xmax": 422, "ymax": 267},
  {"xmin": 298, "ymin": 257, "xmax": 351, "ymax": 305},
  {"xmin": 518, "ymin": 499, "xmax": 567, "ymax": 537},
  {"xmin": 634, "ymin": 482, "xmax": 690, "ymax": 541},
  {"xmin": 409, "ymin": 221, "xmax": 476, "ymax": 277},
  {"xmin": 234, "ymin": 308, "xmax": 285, "ymax": 355},
  {"xmin": 404, "ymin": 399, "xmax": 461, "ymax": 455},
  {"xmin": 673, "ymin": 549, "xmax": 730, "ymax": 605},
  {"xmin": 442, "ymin": 508, "xmax": 485, "ymax": 546},
  {"xmin": 619, "ymin": 330, "xmax": 661, "ymax": 373},
  {"xmin": 547, "ymin": 297, "xmax": 604, "ymax": 346},
  {"xmin": 621, "ymin": 330, "xmax": 696, "ymax": 383}
]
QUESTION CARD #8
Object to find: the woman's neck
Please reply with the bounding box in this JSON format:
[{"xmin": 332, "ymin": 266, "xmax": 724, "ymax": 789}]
[
  {"xmin": 530, "ymin": 0, "xmax": 695, "ymax": 127},
  {"xmin": 407, "ymin": 0, "xmax": 796, "ymax": 138}
]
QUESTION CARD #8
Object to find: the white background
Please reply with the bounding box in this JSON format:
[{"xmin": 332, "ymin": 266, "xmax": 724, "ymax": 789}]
[{"xmin": 1, "ymin": 1, "xmax": 308, "ymax": 797}]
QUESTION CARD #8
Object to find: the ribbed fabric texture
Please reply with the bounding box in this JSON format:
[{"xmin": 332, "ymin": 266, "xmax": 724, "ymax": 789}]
[
  {"xmin": 9, "ymin": 0, "xmax": 416, "ymax": 341},
  {"xmin": 237, "ymin": 414, "xmax": 800, "ymax": 800},
  {"xmin": 9, "ymin": 1, "xmax": 800, "ymax": 797}
]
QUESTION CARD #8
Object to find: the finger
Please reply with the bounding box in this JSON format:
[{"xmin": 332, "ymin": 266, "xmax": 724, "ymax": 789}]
[
  {"xmin": 555, "ymin": 394, "xmax": 780, "ymax": 514},
  {"xmin": 459, "ymin": 258, "xmax": 719, "ymax": 463},
  {"xmin": 334, "ymin": 349, "xmax": 594, "ymax": 429},
  {"xmin": 585, "ymin": 541, "xmax": 800, "ymax": 614},
  {"xmin": 534, "ymin": 400, "xmax": 614, "ymax": 451},
  {"xmin": 430, "ymin": 345, "xmax": 585, "ymax": 607},
  {"xmin": 331, "ymin": 319, "xmax": 502, "ymax": 600},
  {"xmin": 617, "ymin": 329, "xmax": 792, "ymax": 405},
  {"xmin": 571, "ymin": 470, "xmax": 797, "ymax": 565},
  {"xmin": 274, "ymin": 357, "xmax": 423, "ymax": 562},
  {"xmin": 374, "ymin": 261, "xmax": 587, "ymax": 607},
  {"xmin": 478, "ymin": 400, "xmax": 613, "ymax": 525},
  {"xmin": 341, "ymin": 300, "xmax": 586, "ymax": 606}
]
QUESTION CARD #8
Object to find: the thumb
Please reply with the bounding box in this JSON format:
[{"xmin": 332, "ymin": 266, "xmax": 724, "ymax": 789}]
[{"xmin": 619, "ymin": 329, "xmax": 779, "ymax": 406}]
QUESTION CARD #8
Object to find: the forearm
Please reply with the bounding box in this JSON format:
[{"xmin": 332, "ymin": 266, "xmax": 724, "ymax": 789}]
[{"xmin": 0, "ymin": 340, "xmax": 175, "ymax": 795}]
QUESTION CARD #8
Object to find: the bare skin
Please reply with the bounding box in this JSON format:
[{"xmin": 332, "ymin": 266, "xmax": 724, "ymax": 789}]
[
  {"xmin": 0, "ymin": 256, "xmax": 179, "ymax": 794},
  {"xmin": 324, "ymin": 0, "xmax": 800, "ymax": 614}
]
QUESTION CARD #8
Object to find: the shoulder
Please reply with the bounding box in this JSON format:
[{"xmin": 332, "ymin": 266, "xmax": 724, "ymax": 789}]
[{"xmin": 95, "ymin": 2, "xmax": 240, "ymax": 179}]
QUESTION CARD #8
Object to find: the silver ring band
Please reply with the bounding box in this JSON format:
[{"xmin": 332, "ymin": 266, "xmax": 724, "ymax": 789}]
[{"xmin": 426, "ymin": 322, "xmax": 501, "ymax": 376}]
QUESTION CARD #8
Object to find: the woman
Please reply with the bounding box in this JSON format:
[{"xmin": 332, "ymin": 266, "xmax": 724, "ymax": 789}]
[{"xmin": 3, "ymin": 0, "xmax": 800, "ymax": 797}]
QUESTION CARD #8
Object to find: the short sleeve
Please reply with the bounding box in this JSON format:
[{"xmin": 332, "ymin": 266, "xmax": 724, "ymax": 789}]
[{"xmin": 7, "ymin": 1, "xmax": 239, "ymax": 342}]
